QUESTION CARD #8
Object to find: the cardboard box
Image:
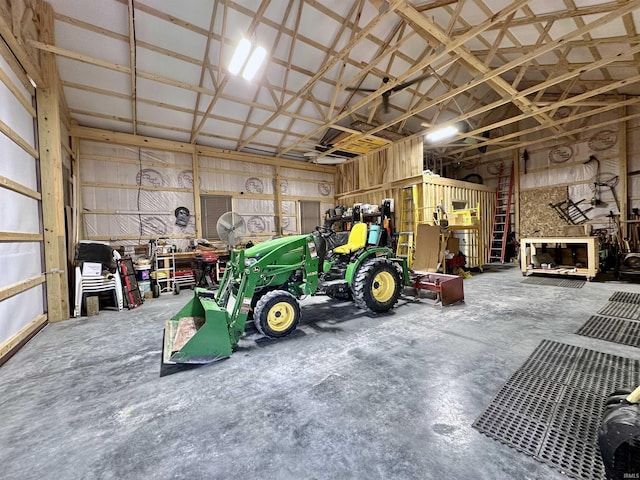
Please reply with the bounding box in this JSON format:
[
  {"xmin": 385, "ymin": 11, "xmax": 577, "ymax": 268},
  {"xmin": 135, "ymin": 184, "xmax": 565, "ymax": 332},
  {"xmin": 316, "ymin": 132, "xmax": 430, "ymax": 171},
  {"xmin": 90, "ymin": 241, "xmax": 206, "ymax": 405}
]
[{"xmin": 446, "ymin": 236, "xmax": 460, "ymax": 254}]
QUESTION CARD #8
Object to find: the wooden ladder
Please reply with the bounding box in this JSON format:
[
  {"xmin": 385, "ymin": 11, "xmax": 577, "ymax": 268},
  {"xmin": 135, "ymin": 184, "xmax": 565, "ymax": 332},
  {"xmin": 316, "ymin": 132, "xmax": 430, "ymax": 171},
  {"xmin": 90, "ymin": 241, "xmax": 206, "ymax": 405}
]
[
  {"xmin": 396, "ymin": 185, "xmax": 418, "ymax": 268},
  {"xmin": 488, "ymin": 162, "xmax": 514, "ymax": 263}
]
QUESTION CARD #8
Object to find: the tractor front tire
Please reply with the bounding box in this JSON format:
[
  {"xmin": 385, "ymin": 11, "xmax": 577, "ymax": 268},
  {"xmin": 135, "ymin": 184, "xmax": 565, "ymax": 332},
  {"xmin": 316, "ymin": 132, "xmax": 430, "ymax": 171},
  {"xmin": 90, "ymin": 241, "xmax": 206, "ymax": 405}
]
[
  {"xmin": 253, "ymin": 290, "xmax": 301, "ymax": 338},
  {"xmin": 353, "ymin": 257, "xmax": 402, "ymax": 313}
]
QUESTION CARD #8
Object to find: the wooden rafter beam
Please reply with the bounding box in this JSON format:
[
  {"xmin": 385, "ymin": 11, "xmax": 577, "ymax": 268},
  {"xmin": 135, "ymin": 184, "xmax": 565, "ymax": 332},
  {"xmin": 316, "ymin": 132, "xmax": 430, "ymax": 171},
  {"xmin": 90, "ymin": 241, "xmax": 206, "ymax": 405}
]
[
  {"xmin": 53, "ymin": 2, "xmax": 430, "ymax": 130},
  {"xmin": 309, "ymin": 0, "xmax": 640, "ymax": 160},
  {"xmin": 396, "ymin": 2, "xmax": 562, "ymax": 136},
  {"xmin": 449, "ymin": 96, "xmax": 639, "ymax": 157},
  {"xmin": 473, "ymin": 35, "xmax": 640, "ymax": 56},
  {"xmin": 452, "ymin": 0, "xmax": 626, "ymax": 36},
  {"xmin": 335, "ymin": 23, "xmax": 413, "ymax": 119},
  {"xmin": 449, "ymin": 72, "xmax": 640, "ymax": 156},
  {"xmin": 238, "ymin": 0, "xmax": 403, "ymax": 151},
  {"xmin": 458, "ymin": 106, "xmax": 640, "ymax": 165},
  {"xmin": 276, "ymin": 0, "xmax": 366, "ymax": 152},
  {"xmin": 189, "ymin": 1, "xmax": 220, "ymax": 141},
  {"xmin": 127, "ymin": 0, "xmax": 137, "ymax": 134},
  {"xmin": 280, "ymin": 0, "xmax": 527, "ymax": 157},
  {"xmin": 240, "ymin": 0, "xmax": 297, "ymax": 151},
  {"xmin": 280, "ymin": 0, "xmax": 303, "ymax": 107},
  {"xmin": 0, "ymin": 6, "xmax": 44, "ymax": 87},
  {"xmin": 190, "ymin": 0, "xmax": 272, "ymax": 143}
]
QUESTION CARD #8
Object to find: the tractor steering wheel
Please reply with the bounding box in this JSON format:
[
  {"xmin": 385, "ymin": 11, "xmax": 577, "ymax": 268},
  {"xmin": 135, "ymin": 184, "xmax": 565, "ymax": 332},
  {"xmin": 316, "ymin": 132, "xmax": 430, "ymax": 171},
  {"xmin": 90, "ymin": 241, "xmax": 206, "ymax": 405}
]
[{"xmin": 315, "ymin": 225, "xmax": 336, "ymax": 238}]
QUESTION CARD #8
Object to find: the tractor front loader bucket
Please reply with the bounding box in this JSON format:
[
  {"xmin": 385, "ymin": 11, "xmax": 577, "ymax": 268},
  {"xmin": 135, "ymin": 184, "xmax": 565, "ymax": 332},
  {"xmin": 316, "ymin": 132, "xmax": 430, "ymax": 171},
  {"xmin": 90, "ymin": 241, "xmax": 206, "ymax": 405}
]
[{"xmin": 162, "ymin": 290, "xmax": 232, "ymax": 365}]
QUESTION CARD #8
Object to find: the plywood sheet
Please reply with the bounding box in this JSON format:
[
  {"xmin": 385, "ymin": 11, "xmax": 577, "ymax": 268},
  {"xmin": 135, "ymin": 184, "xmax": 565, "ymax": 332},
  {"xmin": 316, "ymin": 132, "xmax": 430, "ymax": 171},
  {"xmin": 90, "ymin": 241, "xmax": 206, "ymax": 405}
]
[
  {"xmin": 519, "ymin": 186, "xmax": 567, "ymax": 237},
  {"xmin": 413, "ymin": 224, "xmax": 441, "ymax": 273}
]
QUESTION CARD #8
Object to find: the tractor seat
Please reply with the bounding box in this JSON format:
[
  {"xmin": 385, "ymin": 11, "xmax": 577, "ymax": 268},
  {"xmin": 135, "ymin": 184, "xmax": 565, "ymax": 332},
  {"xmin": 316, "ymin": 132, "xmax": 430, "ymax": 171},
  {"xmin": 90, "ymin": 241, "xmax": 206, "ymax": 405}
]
[{"xmin": 333, "ymin": 223, "xmax": 368, "ymax": 254}]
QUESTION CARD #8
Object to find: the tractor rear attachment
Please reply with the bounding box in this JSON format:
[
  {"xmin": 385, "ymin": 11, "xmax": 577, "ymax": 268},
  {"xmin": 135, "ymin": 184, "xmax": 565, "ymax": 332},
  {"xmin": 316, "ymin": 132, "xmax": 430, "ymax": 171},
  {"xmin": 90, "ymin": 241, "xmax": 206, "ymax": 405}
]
[{"xmin": 411, "ymin": 272, "xmax": 465, "ymax": 306}]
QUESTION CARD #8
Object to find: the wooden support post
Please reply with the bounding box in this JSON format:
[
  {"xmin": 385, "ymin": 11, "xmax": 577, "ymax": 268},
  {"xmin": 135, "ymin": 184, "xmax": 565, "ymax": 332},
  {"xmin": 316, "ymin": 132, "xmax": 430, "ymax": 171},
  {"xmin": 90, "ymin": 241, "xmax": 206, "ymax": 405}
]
[
  {"xmin": 71, "ymin": 123, "xmax": 83, "ymax": 242},
  {"xmin": 514, "ymin": 146, "xmax": 520, "ymax": 242},
  {"xmin": 620, "ymin": 100, "xmax": 628, "ymax": 239},
  {"xmin": 274, "ymin": 166, "xmax": 283, "ymax": 235},
  {"xmin": 37, "ymin": 2, "xmax": 69, "ymax": 321},
  {"xmin": 192, "ymin": 151, "xmax": 202, "ymax": 238}
]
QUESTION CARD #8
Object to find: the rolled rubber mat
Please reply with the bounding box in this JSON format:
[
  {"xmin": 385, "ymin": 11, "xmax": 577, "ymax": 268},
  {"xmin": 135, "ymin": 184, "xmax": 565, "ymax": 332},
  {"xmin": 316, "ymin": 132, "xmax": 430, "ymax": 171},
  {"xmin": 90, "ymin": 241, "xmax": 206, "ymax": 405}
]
[
  {"xmin": 576, "ymin": 315, "xmax": 640, "ymax": 348},
  {"xmin": 521, "ymin": 276, "xmax": 585, "ymax": 288},
  {"xmin": 598, "ymin": 302, "xmax": 640, "ymax": 321},
  {"xmin": 473, "ymin": 340, "xmax": 640, "ymax": 479}
]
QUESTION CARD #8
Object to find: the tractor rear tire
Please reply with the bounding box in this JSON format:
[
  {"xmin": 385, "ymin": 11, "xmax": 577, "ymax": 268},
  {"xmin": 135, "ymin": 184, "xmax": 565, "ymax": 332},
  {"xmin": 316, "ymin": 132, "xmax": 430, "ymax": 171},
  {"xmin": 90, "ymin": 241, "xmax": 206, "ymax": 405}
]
[
  {"xmin": 353, "ymin": 257, "xmax": 402, "ymax": 313},
  {"xmin": 253, "ymin": 290, "xmax": 301, "ymax": 338}
]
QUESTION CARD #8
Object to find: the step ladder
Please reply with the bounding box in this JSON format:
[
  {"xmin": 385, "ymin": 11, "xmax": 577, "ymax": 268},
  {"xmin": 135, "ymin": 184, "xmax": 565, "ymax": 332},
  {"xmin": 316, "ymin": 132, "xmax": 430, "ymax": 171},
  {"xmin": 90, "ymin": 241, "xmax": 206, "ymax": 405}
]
[
  {"xmin": 488, "ymin": 162, "xmax": 514, "ymax": 263},
  {"xmin": 396, "ymin": 185, "xmax": 418, "ymax": 268}
]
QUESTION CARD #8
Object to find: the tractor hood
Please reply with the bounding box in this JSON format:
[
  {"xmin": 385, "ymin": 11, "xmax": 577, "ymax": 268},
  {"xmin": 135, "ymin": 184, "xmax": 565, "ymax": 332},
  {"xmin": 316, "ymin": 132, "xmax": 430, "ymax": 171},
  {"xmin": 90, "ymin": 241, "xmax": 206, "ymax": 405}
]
[{"xmin": 244, "ymin": 234, "xmax": 311, "ymax": 260}]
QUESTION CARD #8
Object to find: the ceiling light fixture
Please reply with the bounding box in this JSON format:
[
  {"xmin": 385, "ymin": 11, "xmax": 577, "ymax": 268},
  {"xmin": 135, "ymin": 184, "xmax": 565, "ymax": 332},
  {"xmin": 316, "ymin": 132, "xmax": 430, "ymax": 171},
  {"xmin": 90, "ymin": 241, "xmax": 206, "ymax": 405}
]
[
  {"xmin": 426, "ymin": 126, "xmax": 458, "ymax": 142},
  {"xmin": 228, "ymin": 38, "xmax": 267, "ymax": 81},
  {"xmin": 314, "ymin": 157, "xmax": 347, "ymax": 165},
  {"xmin": 242, "ymin": 45, "xmax": 267, "ymax": 81}
]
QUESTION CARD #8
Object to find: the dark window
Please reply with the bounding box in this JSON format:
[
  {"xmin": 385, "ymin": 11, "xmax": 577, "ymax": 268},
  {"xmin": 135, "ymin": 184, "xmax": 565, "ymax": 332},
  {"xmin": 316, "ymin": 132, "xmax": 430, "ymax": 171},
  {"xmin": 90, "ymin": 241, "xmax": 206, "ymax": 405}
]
[
  {"xmin": 201, "ymin": 195, "xmax": 232, "ymax": 239},
  {"xmin": 299, "ymin": 200, "xmax": 320, "ymax": 234}
]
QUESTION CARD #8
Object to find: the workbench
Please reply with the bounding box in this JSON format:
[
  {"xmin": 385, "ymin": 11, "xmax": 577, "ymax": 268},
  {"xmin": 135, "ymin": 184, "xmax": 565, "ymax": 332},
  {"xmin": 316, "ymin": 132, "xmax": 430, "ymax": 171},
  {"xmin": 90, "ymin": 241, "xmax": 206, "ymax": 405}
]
[{"xmin": 520, "ymin": 236, "xmax": 599, "ymax": 281}]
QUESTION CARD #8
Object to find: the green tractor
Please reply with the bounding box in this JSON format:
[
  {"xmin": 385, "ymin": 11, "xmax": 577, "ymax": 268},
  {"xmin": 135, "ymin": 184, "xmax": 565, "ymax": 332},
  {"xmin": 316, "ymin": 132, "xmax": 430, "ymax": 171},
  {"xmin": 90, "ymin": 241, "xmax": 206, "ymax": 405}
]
[{"xmin": 162, "ymin": 219, "xmax": 410, "ymax": 366}]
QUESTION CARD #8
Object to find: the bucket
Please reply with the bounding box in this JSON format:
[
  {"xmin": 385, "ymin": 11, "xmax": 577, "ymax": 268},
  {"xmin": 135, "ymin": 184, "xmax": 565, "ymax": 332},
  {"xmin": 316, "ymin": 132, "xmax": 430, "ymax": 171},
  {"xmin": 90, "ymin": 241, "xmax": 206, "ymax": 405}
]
[
  {"xmin": 135, "ymin": 263, "xmax": 152, "ymax": 281},
  {"xmin": 136, "ymin": 269, "xmax": 150, "ymax": 281},
  {"xmin": 138, "ymin": 280, "xmax": 151, "ymax": 295}
]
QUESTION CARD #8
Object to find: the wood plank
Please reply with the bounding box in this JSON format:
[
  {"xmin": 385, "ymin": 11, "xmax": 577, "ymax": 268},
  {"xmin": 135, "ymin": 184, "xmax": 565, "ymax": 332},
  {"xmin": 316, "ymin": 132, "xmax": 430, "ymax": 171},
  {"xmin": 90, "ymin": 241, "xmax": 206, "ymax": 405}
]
[
  {"xmin": 0, "ymin": 231, "xmax": 43, "ymax": 241},
  {"xmin": 238, "ymin": 0, "xmax": 404, "ymax": 151},
  {"xmin": 0, "ymin": 313, "xmax": 47, "ymax": 364},
  {"xmin": 0, "ymin": 174, "xmax": 41, "ymax": 200},
  {"xmin": 0, "ymin": 61, "xmax": 35, "ymax": 116},
  {"xmin": 0, "ymin": 8, "xmax": 44, "ymax": 86},
  {"xmin": 192, "ymin": 151, "xmax": 202, "ymax": 238},
  {"xmin": 190, "ymin": 0, "xmax": 271, "ymax": 142},
  {"xmin": 280, "ymin": 0, "xmax": 527, "ymax": 158},
  {"xmin": 37, "ymin": 2, "xmax": 69, "ymax": 322},
  {"xmin": 620, "ymin": 102, "xmax": 628, "ymax": 238},
  {"xmin": 172, "ymin": 316, "xmax": 204, "ymax": 352},
  {"xmin": 127, "ymin": 0, "xmax": 137, "ymax": 134},
  {"xmin": 0, "ymin": 274, "xmax": 45, "ymax": 302},
  {"xmin": 0, "ymin": 118, "xmax": 39, "ymax": 158},
  {"xmin": 71, "ymin": 125, "xmax": 336, "ymax": 173}
]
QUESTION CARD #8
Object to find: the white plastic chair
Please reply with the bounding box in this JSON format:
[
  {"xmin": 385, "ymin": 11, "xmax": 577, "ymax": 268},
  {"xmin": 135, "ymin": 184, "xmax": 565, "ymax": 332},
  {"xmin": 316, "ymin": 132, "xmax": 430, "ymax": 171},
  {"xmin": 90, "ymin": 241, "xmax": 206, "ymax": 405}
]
[{"xmin": 73, "ymin": 250, "xmax": 124, "ymax": 317}]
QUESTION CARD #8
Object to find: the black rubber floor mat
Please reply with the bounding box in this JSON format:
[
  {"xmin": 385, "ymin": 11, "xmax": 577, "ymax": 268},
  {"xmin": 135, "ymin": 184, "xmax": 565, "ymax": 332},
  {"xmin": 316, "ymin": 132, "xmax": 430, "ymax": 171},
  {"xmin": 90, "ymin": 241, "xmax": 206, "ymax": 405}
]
[
  {"xmin": 473, "ymin": 339, "xmax": 640, "ymax": 480},
  {"xmin": 577, "ymin": 315, "xmax": 640, "ymax": 348},
  {"xmin": 609, "ymin": 291, "xmax": 640, "ymax": 304},
  {"xmin": 521, "ymin": 276, "xmax": 585, "ymax": 288},
  {"xmin": 598, "ymin": 302, "xmax": 640, "ymax": 321}
]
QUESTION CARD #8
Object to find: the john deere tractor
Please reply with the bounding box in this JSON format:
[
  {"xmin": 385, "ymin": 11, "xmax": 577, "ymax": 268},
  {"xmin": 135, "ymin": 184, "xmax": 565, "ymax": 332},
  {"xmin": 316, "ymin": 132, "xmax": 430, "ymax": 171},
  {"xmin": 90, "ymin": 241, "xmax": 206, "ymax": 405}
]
[{"xmin": 162, "ymin": 220, "xmax": 410, "ymax": 365}]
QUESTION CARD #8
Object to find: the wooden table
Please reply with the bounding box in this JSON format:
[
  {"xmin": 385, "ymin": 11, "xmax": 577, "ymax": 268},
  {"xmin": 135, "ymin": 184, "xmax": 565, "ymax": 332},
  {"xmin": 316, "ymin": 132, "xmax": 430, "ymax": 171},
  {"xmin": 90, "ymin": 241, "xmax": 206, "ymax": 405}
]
[{"xmin": 520, "ymin": 236, "xmax": 599, "ymax": 280}]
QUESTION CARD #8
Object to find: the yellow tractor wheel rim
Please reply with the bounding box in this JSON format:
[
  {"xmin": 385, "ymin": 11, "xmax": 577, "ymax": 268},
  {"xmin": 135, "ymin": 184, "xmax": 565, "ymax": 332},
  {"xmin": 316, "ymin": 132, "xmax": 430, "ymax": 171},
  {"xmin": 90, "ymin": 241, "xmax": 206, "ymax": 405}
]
[
  {"xmin": 267, "ymin": 301, "xmax": 295, "ymax": 332},
  {"xmin": 371, "ymin": 271, "xmax": 395, "ymax": 302}
]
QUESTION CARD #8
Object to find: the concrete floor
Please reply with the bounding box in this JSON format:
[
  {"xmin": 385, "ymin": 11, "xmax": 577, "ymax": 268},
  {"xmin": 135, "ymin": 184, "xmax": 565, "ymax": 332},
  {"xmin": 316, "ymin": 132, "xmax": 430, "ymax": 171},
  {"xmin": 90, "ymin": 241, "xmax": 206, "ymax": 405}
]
[{"xmin": 2, "ymin": 266, "xmax": 640, "ymax": 480}]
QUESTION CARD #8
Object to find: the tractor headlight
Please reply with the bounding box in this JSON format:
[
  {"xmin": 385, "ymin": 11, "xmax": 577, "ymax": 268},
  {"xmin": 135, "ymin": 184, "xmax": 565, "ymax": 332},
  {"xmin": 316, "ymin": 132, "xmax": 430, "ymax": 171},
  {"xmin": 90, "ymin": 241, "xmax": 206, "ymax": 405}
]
[{"xmin": 245, "ymin": 257, "xmax": 258, "ymax": 267}]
